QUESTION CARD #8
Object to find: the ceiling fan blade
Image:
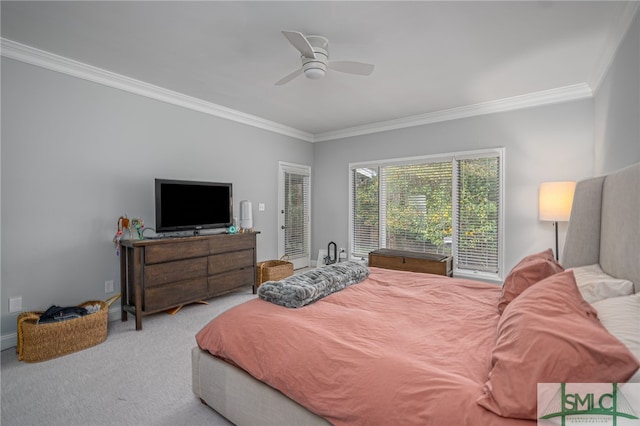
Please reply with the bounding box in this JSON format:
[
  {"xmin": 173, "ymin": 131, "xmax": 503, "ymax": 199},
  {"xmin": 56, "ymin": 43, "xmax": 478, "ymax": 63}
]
[
  {"xmin": 282, "ymin": 31, "xmax": 316, "ymax": 59},
  {"xmin": 328, "ymin": 61, "xmax": 375, "ymax": 76},
  {"xmin": 275, "ymin": 68, "xmax": 304, "ymax": 86}
]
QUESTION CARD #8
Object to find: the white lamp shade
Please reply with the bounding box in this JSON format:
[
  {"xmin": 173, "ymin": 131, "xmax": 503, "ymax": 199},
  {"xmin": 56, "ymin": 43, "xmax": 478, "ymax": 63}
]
[{"xmin": 539, "ymin": 181, "xmax": 576, "ymax": 222}]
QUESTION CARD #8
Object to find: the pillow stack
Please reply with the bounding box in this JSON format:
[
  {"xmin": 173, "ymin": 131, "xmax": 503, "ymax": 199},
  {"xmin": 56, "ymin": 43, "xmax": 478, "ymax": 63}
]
[
  {"xmin": 478, "ymin": 270, "xmax": 640, "ymax": 419},
  {"xmin": 476, "ymin": 249, "xmax": 640, "ymax": 420}
]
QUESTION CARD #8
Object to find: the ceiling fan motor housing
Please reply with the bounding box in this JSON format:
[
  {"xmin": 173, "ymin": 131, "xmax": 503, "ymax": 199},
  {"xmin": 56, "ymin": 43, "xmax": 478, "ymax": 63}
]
[{"xmin": 302, "ymin": 36, "xmax": 329, "ymax": 79}]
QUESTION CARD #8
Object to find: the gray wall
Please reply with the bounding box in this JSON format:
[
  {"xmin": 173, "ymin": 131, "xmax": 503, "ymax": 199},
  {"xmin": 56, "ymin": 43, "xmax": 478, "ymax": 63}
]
[
  {"xmin": 2, "ymin": 9, "xmax": 639, "ymax": 347},
  {"xmin": 1, "ymin": 57, "xmax": 313, "ymax": 344},
  {"xmin": 594, "ymin": 9, "xmax": 640, "ymax": 174},
  {"xmin": 312, "ymin": 100, "xmax": 595, "ymax": 279}
]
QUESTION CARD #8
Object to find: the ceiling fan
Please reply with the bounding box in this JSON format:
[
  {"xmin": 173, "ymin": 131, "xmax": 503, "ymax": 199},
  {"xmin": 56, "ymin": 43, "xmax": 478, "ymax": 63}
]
[{"xmin": 275, "ymin": 31, "xmax": 375, "ymax": 86}]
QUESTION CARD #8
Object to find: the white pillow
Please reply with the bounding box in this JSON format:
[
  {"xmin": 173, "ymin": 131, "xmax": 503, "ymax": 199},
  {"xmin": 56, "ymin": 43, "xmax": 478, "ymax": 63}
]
[
  {"xmin": 592, "ymin": 293, "xmax": 640, "ymax": 383},
  {"xmin": 569, "ymin": 264, "xmax": 634, "ymax": 303}
]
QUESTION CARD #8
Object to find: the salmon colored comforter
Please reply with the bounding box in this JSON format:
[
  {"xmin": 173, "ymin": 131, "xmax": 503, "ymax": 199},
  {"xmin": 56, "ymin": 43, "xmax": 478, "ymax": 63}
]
[{"xmin": 196, "ymin": 267, "xmax": 534, "ymax": 426}]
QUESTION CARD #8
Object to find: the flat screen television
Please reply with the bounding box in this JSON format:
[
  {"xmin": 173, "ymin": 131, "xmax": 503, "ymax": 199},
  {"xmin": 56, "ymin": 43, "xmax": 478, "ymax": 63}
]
[{"xmin": 155, "ymin": 179, "xmax": 232, "ymax": 233}]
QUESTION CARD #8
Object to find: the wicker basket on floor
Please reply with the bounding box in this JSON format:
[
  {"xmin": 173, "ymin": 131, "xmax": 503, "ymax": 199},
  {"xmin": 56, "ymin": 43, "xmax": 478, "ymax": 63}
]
[
  {"xmin": 16, "ymin": 295, "xmax": 120, "ymax": 363},
  {"xmin": 257, "ymin": 255, "xmax": 294, "ymax": 286}
]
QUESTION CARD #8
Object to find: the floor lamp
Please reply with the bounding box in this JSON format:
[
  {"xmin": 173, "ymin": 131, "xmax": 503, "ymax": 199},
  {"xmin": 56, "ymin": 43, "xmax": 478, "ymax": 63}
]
[{"xmin": 539, "ymin": 181, "xmax": 576, "ymax": 260}]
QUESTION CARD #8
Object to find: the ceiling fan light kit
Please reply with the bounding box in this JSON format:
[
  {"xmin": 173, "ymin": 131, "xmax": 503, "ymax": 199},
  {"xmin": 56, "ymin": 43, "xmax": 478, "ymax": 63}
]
[
  {"xmin": 276, "ymin": 31, "xmax": 374, "ymax": 85},
  {"xmin": 304, "ymin": 67, "xmax": 325, "ymax": 80}
]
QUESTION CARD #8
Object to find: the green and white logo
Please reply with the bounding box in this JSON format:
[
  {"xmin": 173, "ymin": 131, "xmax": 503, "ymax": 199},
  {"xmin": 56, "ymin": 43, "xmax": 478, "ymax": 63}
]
[{"xmin": 538, "ymin": 383, "xmax": 640, "ymax": 426}]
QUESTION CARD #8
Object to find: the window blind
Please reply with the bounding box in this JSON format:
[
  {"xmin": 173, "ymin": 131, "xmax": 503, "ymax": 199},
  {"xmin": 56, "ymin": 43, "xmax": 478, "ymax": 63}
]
[
  {"xmin": 382, "ymin": 162, "xmax": 452, "ymax": 254},
  {"xmin": 352, "ymin": 167, "xmax": 379, "ymax": 258},
  {"xmin": 284, "ymin": 169, "xmax": 309, "ymax": 259},
  {"xmin": 455, "ymin": 156, "xmax": 500, "ymax": 273}
]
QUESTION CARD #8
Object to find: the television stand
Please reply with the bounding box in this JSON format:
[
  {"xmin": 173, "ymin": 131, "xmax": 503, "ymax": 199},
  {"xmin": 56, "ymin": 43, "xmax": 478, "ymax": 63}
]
[{"xmin": 119, "ymin": 232, "xmax": 257, "ymax": 330}]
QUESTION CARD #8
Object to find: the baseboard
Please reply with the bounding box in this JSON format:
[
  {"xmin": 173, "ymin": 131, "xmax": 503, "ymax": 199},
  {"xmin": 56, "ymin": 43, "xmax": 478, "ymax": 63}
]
[
  {"xmin": 1, "ymin": 332, "xmax": 17, "ymax": 352},
  {"xmin": 1, "ymin": 306, "xmax": 122, "ymax": 351},
  {"xmin": 107, "ymin": 305, "xmax": 120, "ymax": 322}
]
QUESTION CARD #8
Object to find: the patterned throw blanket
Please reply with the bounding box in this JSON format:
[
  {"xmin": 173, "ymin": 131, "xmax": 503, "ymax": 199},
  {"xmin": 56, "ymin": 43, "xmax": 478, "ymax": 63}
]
[{"xmin": 258, "ymin": 261, "xmax": 370, "ymax": 308}]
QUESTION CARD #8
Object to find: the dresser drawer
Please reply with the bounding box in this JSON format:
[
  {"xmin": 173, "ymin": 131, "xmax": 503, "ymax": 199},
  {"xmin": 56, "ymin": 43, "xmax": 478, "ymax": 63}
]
[
  {"xmin": 144, "ymin": 239, "xmax": 209, "ymax": 264},
  {"xmin": 144, "ymin": 257, "xmax": 208, "ymax": 287},
  {"xmin": 144, "ymin": 277, "xmax": 208, "ymax": 312},
  {"xmin": 208, "ymin": 268, "xmax": 255, "ymax": 295},
  {"xmin": 208, "ymin": 233, "xmax": 255, "ymax": 255},
  {"xmin": 208, "ymin": 249, "xmax": 254, "ymax": 274}
]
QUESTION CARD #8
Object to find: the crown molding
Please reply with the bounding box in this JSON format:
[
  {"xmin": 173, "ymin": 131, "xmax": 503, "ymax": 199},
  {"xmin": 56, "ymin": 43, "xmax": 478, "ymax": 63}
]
[
  {"xmin": 2, "ymin": 38, "xmax": 595, "ymax": 144},
  {"xmin": 313, "ymin": 84, "xmax": 593, "ymax": 142},
  {"xmin": 0, "ymin": 38, "xmax": 315, "ymax": 143}
]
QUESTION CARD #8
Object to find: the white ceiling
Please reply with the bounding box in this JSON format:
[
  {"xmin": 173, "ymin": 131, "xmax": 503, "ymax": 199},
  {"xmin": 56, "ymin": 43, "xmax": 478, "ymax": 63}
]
[{"xmin": 1, "ymin": 1, "xmax": 637, "ymax": 141}]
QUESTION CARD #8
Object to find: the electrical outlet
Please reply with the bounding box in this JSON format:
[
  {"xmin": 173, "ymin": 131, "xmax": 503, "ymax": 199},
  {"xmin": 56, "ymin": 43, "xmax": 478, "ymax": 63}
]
[
  {"xmin": 9, "ymin": 296, "xmax": 22, "ymax": 313},
  {"xmin": 105, "ymin": 280, "xmax": 114, "ymax": 293},
  {"xmin": 258, "ymin": 203, "xmax": 265, "ymax": 212}
]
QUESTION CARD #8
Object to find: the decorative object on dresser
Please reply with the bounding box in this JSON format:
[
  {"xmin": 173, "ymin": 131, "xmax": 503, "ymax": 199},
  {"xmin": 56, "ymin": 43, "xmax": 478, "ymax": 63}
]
[
  {"xmin": 239, "ymin": 200, "xmax": 253, "ymax": 232},
  {"xmin": 119, "ymin": 232, "xmax": 257, "ymax": 330},
  {"xmin": 368, "ymin": 248, "xmax": 453, "ymax": 276}
]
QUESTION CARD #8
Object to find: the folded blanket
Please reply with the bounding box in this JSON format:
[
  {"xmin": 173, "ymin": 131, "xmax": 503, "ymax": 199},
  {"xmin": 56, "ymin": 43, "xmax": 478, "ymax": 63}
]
[{"xmin": 258, "ymin": 261, "xmax": 369, "ymax": 308}]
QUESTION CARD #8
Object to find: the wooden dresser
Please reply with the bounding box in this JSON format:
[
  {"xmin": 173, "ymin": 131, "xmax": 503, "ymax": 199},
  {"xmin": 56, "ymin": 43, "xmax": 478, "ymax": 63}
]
[
  {"xmin": 368, "ymin": 249, "xmax": 453, "ymax": 277},
  {"xmin": 120, "ymin": 232, "xmax": 257, "ymax": 330}
]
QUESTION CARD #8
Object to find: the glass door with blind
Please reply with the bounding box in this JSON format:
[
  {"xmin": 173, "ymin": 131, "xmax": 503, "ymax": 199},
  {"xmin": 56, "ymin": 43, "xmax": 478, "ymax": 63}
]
[{"xmin": 278, "ymin": 162, "xmax": 311, "ymax": 269}]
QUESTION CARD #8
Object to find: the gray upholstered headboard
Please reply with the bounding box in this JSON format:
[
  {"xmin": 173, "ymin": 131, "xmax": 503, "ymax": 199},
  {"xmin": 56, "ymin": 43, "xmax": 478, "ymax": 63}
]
[{"xmin": 562, "ymin": 162, "xmax": 640, "ymax": 292}]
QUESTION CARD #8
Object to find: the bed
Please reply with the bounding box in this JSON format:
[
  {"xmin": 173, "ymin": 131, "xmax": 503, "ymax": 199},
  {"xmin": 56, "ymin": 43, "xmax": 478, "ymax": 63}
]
[{"xmin": 192, "ymin": 162, "xmax": 640, "ymax": 425}]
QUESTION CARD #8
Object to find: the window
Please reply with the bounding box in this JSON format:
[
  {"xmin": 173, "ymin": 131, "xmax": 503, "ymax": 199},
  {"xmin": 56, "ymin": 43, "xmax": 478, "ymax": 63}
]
[{"xmin": 350, "ymin": 149, "xmax": 504, "ymax": 280}]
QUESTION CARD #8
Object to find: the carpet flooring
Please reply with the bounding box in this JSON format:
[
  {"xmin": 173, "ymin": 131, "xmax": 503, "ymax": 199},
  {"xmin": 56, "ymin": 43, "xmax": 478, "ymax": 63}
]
[{"xmin": 1, "ymin": 288, "xmax": 257, "ymax": 426}]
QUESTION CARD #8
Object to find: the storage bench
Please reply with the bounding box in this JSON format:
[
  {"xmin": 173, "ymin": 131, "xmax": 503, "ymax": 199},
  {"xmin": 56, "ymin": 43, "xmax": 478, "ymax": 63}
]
[{"xmin": 368, "ymin": 249, "xmax": 453, "ymax": 277}]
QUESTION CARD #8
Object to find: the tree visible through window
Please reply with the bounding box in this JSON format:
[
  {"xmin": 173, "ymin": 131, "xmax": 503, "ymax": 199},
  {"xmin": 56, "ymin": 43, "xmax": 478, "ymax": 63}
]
[
  {"xmin": 350, "ymin": 150, "xmax": 503, "ymax": 279},
  {"xmin": 456, "ymin": 157, "xmax": 500, "ymax": 273}
]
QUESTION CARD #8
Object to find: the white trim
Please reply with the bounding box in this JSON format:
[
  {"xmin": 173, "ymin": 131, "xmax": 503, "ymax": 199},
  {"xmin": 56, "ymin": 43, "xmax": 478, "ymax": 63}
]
[
  {"xmin": 498, "ymin": 149, "xmax": 506, "ymax": 281},
  {"xmin": 0, "ymin": 38, "xmax": 597, "ymax": 143},
  {"xmin": 590, "ymin": 2, "xmax": 640, "ymax": 93},
  {"xmin": 108, "ymin": 305, "xmax": 121, "ymax": 323},
  {"xmin": 279, "ymin": 162, "xmax": 311, "ymax": 177},
  {"xmin": 454, "ymin": 270, "xmax": 502, "ymax": 285},
  {"xmin": 0, "ymin": 38, "xmax": 314, "ymax": 143},
  {"xmin": 1, "ymin": 332, "xmax": 17, "ymax": 352},
  {"xmin": 349, "ymin": 147, "xmax": 502, "ymax": 169},
  {"xmin": 314, "ymin": 85, "xmax": 593, "ymax": 142}
]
